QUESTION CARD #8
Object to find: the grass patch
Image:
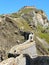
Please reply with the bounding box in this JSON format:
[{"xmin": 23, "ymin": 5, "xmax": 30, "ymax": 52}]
[
  {"xmin": 38, "ymin": 32, "xmax": 49, "ymax": 44},
  {"xmin": 14, "ymin": 17, "xmax": 32, "ymax": 31},
  {"xmin": 19, "ymin": 8, "xmax": 33, "ymax": 14},
  {"xmin": 35, "ymin": 24, "xmax": 49, "ymax": 44}
]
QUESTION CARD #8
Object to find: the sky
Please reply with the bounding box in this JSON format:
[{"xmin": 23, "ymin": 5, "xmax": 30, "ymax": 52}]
[{"xmin": 0, "ymin": 0, "xmax": 49, "ymax": 19}]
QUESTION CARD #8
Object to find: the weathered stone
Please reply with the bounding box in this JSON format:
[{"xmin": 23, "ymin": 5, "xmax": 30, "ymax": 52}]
[
  {"xmin": 37, "ymin": 13, "xmax": 44, "ymax": 25},
  {"xmin": 0, "ymin": 54, "xmax": 26, "ymax": 65}
]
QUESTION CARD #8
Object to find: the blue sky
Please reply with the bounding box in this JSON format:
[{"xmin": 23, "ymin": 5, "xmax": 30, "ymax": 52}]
[{"xmin": 0, "ymin": 0, "xmax": 49, "ymax": 19}]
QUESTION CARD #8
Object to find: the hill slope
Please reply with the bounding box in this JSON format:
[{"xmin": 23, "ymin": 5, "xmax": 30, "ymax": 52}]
[{"xmin": 0, "ymin": 6, "xmax": 49, "ymax": 59}]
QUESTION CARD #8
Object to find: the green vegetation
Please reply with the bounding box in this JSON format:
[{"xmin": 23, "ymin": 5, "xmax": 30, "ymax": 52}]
[
  {"xmin": 36, "ymin": 24, "xmax": 49, "ymax": 43},
  {"xmin": 19, "ymin": 8, "xmax": 33, "ymax": 14},
  {"xmin": 11, "ymin": 13, "xmax": 20, "ymax": 18},
  {"xmin": 14, "ymin": 17, "xmax": 32, "ymax": 31},
  {"xmin": 38, "ymin": 32, "xmax": 49, "ymax": 43},
  {"xmin": 11, "ymin": 8, "xmax": 34, "ymax": 18}
]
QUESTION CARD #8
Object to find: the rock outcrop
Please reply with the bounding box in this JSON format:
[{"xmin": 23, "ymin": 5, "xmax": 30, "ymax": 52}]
[{"xmin": 20, "ymin": 6, "xmax": 49, "ymax": 28}]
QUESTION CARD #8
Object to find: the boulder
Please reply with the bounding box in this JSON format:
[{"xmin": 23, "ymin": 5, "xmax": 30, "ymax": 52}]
[{"xmin": 0, "ymin": 54, "xmax": 26, "ymax": 65}]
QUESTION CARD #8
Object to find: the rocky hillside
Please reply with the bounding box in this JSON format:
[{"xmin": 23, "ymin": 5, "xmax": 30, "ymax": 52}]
[
  {"xmin": 11, "ymin": 6, "xmax": 49, "ymax": 43},
  {"xmin": 0, "ymin": 6, "xmax": 49, "ymax": 60}
]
